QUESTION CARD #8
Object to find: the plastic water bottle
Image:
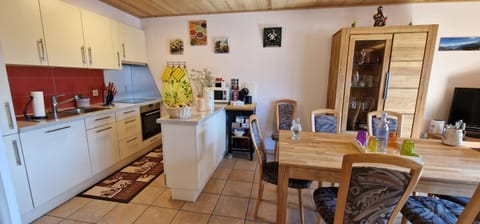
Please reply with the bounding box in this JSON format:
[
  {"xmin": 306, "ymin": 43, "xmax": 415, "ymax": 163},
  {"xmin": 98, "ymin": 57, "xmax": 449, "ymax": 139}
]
[
  {"xmin": 375, "ymin": 113, "xmax": 389, "ymax": 153},
  {"xmin": 290, "ymin": 117, "xmax": 302, "ymax": 140}
]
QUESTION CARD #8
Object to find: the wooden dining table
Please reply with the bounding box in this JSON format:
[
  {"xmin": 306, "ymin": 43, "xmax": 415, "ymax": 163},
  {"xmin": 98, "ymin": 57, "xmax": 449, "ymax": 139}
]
[{"xmin": 276, "ymin": 130, "xmax": 480, "ymax": 224}]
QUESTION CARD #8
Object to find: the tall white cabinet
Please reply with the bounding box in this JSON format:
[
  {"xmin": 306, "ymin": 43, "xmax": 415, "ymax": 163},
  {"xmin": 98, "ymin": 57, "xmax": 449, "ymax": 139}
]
[{"xmin": 0, "ymin": 0, "xmax": 48, "ymax": 65}]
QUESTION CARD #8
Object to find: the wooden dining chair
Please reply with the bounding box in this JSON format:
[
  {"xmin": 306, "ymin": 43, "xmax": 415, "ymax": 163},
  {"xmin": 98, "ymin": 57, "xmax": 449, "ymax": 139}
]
[
  {"xmin": 249, "ymin": 114, "xmax": 312, "ymax": 224},
  {"xmin": 401, "ymin": 183, "xmax": 480, "ymax": 224},
  {"xmin": 310, "ymin": 109, "xmax": 340, "ymax": 133},
  {"xmin": 367, "ymin": 110, "xmax": 403, "ymax": 138},
  {"xmin": 313, "ymin": 153, "xmax": 424, "ymax": 224},
  {"xmin": 271, "ymin": 99, "xmax": 297, "ymax": 160}
]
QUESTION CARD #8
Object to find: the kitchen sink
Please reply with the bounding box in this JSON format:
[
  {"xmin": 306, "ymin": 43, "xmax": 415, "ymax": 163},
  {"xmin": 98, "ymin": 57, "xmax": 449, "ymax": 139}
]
[{"xmin": 47, "ymin": 107, "xmax": 110, "ymax": 120}]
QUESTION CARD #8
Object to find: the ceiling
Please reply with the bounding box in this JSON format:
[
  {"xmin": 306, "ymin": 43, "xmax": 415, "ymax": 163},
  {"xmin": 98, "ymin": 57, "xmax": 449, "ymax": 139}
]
[{"xmin": 99, "ymin": 0, "xmax": 473, "ymax": 18}]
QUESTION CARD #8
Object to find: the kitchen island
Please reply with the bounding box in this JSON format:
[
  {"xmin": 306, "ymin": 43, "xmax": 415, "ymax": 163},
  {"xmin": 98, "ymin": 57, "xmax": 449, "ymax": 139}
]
[{"xmin": 157, "ymin": 105, "xmax": 226, "ymax": 201}]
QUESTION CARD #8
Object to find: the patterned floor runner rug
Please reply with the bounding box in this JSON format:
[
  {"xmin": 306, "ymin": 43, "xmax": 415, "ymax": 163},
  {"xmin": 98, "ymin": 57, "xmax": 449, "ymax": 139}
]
[{"xmin": 79, "ymin": 146, "xmax": 163, "ymax": 203}]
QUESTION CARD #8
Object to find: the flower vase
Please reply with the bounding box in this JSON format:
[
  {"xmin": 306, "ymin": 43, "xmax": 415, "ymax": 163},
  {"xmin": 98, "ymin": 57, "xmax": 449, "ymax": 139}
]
[{"xmin": 197, "ymin": 97, "xmax": 207, "ymax": 111}]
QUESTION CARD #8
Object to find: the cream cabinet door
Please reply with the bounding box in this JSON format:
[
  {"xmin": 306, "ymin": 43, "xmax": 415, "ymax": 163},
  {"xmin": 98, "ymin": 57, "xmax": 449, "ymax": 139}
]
[
  {"xmin": 20, "ymin": 119, "xmax": 91, "ymax": 207},
  {"xmin": 0, "ymin": 49, "xmax": 17, "ymax": 135},
  {"xmin": 0, "ymin": 0, "xmax": 48, "ymax": 65},
  {"xmin": 81, "ymin": 10, "xmax": 116, "ymax": 69},
  {"xmin": 118, "ymin": 23, "xmax": 147, "ymax": 64},
  {"xmin": 2, "ymin": 135, "xmax": 33, "ymax": 216},
  {"xmin": 86, "ymin": 123, "xmax": 120, "ymax": 174},
  {"xmin": 39, "ymin": 0, "xmax": 86, "ymax": 68},
  {"xmin": 110, "ymin": 20, "xmax": 122, "ymax": 69}
]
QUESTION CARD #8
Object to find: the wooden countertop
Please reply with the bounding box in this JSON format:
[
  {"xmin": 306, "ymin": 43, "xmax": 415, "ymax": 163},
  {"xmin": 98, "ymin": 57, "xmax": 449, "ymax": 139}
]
[{"xmin": 224, "ymin": 103, "xmax": 256, "ymax": 111}]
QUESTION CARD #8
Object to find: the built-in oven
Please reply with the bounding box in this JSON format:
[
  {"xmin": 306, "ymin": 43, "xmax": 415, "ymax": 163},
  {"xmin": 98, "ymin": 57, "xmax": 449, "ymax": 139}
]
[{"xmin": 140, "ymin": 102, "xmax": 161, "ymax": 141}]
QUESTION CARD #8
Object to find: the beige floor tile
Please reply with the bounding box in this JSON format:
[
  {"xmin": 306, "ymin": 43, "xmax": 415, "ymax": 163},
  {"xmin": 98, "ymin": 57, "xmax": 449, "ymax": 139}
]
[
  {"xmin": 151, "ymin": 188, "xmax": 185, "ymax": 209},
  {"xmin": 234, "ymin": 159, "xmax": 257, "ymax": 171},
  {"xmin": 32, "ymin": 216, "xmax": 64, "ymax": 224},
  {"xmin": 229, "ymin": 169, "xmax": 255, "ymax": 183},
  {"xmin": 222, "ymin": 180, "xmax": 253, "ymax": 198},
  {"xmin": 149, "ymin": 173, "xmax": 167, "ymax": 187},
  {"xmin": 59, "ymin": 219, "xmax": 90, "ymax": 224},
  {"xmin": 212, "ymin": 167, "xmax": 232, "ymax": 179},
  {"xmin": 246, "ymin": 198, "xmax": 276, "ymax": 222},
  {"xmin": 213, "ymin": 195, "xmax": 249, "ymax": 219},
  {"xmin": 134, "ymin": 206, "xmax": 178, "ymax": 224},
  {"xmin": 250, "ymin": 183, "xmax": 277, "ymax": 201},
  {"xmin": 181, "ymin": 193, "xmax": 219, "ymax": 214},
  {"xmin": 218, "ymin": 158, "xmax": 237, "ymax": 169},
  {"xmin": 130, "ymin": 186, "xmax": 166, "ymax": 205},
  {"xmin": 171, "ymin": 210, "xmax": 210, "ymax": 224},
  {"xmin": 203, "ymin": 178, "xmax": 226, "ymax": 194},
  {"xmin": 208, "ymin": 215, "xmax": 245, "ymax": 224},
  {"xmin": 97, "ymin": 203, "xmax": 148, "ymax": 224},
  {"xmin": 68, "ymin": 200, "xmax": 118, "ymax": 223},
  {"xmin": 48, "ymin": 197, "xmax": 91, "ymax": 218}
]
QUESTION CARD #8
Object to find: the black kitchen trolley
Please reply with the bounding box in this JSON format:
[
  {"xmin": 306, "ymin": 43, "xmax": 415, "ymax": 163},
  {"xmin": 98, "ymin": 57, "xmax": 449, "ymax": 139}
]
[{"xmin": 225, "ymin": 103, "xmax": 256, "ymax": 160}]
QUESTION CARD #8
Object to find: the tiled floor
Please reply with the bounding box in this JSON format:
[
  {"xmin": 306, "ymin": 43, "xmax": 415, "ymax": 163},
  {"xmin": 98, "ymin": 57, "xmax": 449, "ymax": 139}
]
[{"xmin": 33, "ymin": 152, "xmax": 403, "ymax": 224}]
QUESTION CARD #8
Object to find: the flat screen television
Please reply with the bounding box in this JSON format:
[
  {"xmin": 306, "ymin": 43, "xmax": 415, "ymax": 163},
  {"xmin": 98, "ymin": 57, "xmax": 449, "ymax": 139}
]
[{"xmin": 447, "ymin": 87, "xmax": 480, "ymax": 137}]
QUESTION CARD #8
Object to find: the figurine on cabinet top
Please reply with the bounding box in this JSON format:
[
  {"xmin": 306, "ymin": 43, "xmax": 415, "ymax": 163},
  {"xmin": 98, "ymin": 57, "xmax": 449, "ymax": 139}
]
[{"xmin": 373, "ymin": 6, "xmax": 387, "ymax": 27}]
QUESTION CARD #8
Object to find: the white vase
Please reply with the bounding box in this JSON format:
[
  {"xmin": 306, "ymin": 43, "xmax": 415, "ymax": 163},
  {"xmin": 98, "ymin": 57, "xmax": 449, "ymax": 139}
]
[{"xmin": 197, "ymin": 97, "xmax": 207, "ymax": 111}]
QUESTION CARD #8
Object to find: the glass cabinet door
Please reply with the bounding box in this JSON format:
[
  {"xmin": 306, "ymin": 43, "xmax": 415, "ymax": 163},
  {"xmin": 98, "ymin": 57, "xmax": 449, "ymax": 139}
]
[{"xmin": 343, "ymin": 34, "xmax": 392, "ymax": 132}]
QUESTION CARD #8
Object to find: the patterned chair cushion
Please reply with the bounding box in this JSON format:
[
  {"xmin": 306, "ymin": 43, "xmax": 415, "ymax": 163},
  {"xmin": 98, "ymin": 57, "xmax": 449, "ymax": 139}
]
[
  {"xmin": 314, "ymin": 115, "xmax": 337, "ymax": 133},
  {"xmin": 313, "ymin": 187, "xmax": 338, "ymax": 224},
  {"xmin": 262, "ymin": 161, "xmax": 312, "ymax": 189},
  {"xmin": 435, "ymin": 194, "xmax": 470, "ymax": 206},
  {"xmin": 401, "ymin": 196, "xmax": 467, "ymax": 224},
  {"xmin": 372, "ymin": 117, "xmax": 398, "ymax": 134},
  {"xmin": 278, "ymin": 103, "xmax": 295, "ymax": 130},
  {"xmin": 271, "ymin": 130, "xmax": 279, "ymax": 141},
  {"xmin": 251, "ymin": 119, "xmax": 267, "ymax": 163},
  {"xmin": 313, "ymin": 167, "xmax": 411, "ymax": 224}
]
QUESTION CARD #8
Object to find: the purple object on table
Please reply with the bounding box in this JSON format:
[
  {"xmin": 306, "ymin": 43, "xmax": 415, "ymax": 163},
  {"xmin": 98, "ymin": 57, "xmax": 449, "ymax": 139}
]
[{"xmin": 356, "ymin": 130, "xmax": 367, "ymax": 147}]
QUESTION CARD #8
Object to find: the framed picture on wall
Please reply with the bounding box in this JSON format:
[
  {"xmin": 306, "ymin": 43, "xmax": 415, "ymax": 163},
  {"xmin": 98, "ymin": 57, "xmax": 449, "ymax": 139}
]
[
  {"xmin": 214, "ymin": 37, "xmax": 229, "ymax": 53},
  {"xmin": 263, "ymin": 27, "xmax": 282, "ymax": 47},
  {"xmin": 169, "ymin": 39, "xmax": 184, "ymax": 55},
  {"xmin": 189, "ymin": 20, "xmax": 207, "ymax": 46}
]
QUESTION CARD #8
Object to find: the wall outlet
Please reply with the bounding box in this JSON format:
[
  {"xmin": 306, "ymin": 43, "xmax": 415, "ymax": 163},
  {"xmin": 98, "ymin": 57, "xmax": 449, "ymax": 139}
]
[{"xmin": 92, "ymin": 89, "xmax": 99, "ymax": 96}]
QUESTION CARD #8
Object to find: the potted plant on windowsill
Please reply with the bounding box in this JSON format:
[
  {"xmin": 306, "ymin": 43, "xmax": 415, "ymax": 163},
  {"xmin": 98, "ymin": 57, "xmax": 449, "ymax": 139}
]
[{"xmin": 161, "ymin": 66, "xmax": 193, "ymax": 118}]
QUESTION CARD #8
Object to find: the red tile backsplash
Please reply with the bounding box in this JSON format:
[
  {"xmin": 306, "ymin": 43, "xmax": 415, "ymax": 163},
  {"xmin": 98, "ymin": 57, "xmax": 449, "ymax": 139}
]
[{"xmin": 6, "ymin": 65, "xmax": 105, "ymax": 116}]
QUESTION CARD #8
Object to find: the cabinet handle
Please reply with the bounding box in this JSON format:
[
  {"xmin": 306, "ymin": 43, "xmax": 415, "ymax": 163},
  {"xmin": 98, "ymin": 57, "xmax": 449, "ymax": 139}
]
[
  {"xmin": 4, "ymin": 102, "xmax": 14, "ymax": 130},
  {"xmin": 88, "ymin": 47, "xmax": 93, "ymax": 65},
  {"xmin": 126, "ymin": 137, "xmax": 138, "ymax": 143},
  {"xmin": 36, "ymin": 38, "xmax": 46, "ymax": 62},
  {"xmin": 144, "ymin": 110, "xmax": 160, "ymax": 116},
  {"xmin": 123, "ymin": 110, "xmax": 136, "ymax": 114},
  {"xmin": 45, "ymin": 125, "xmax": 71, "ymax": 133},
  {"xmin": 383, "ymin": 71, "xmax": 391, "ymax": 99},
  {"xmin": 81, "ymin": 46, "xmax": 86, "ymax": 64},
  {"xmin": 125, "ymin": 119, "xmax": 137, "ymax": 124},
  {"xmin": 94, "ymin": 116, "xmax": 111, "ymax": 121},
  {"xmin": 121, "ymin": 43, "xmax": 126, "ymax": 58},
  {"xmin": 12, "ymin": 140, "xmax": 21, "ymax": 166},
  {"xmin": 96, "ymin": 126, "xmax": 113, "ymax": 133},
  {"xmin": 116, "ymin": 51, "xmax": 120, "ymax": 67}
]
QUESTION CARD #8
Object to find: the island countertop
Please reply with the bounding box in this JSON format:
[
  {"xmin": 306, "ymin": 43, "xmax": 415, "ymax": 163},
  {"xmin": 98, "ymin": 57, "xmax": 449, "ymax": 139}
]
[{"xmin": 156, "ymin": 105, "xmax": 225, "ymax": 125}]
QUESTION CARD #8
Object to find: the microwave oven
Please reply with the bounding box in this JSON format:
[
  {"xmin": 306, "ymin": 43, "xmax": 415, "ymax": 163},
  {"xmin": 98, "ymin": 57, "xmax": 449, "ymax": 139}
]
[{"xmin": 209, "ymin": 87, "xmax": 230, "ymax": 103}]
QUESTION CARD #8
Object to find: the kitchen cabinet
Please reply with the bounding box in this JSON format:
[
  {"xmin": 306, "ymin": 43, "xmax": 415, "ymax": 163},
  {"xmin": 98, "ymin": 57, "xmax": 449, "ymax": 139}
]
[
  {"xmin": 0, "ymin": 0, "xmax": 48, "ymax": 65},
  {"xmin": 225, "ymin": 104, "xmax": 256, "ymax": 160},
  {"xmin": 118, "ymin": 23, "xmax": 147, "ymax": 64},
  {"xmin": 2, "ymin": 135, "xmax": 33, "ymax": 216},
  {"xmin": 85, "ymin": 113, "xmax": 119, "ymax": 174},
  {"xmin": 0, "ymin": 47, "xmax": 17, "ymax": 136},
  {"xmin": 116, "ymin": 107, "xmax": 142, "ymax": 159},
  {"xmin": 110, "ymin": 20, "xmax": 122, "ymax": 69},
  {"xmin": 39, "ymin": 0, "xmax": 85, "ymax": 68},
  {"xmin": 327, "ymin": 25, "xmax": 438, "ymax": 138},
  {"xmin": 20, "ymin": 119, "xmax": 91, "ymax": 207},
  {"xmin": 81, "ymin": 10, "xmax": 116, "ymax": 69}
]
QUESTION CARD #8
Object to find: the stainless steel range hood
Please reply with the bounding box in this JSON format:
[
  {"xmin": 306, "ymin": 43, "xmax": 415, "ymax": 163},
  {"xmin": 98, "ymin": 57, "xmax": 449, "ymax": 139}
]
[{"xmin": 104, "ymin": 64, "xmax": 161, "ymax": 103}]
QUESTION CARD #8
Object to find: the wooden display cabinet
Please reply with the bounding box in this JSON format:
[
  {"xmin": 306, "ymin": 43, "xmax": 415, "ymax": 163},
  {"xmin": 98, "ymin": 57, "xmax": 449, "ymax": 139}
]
[{"xmin": 327, "ymin": 25, "xmax": 438, "ymax": 138}]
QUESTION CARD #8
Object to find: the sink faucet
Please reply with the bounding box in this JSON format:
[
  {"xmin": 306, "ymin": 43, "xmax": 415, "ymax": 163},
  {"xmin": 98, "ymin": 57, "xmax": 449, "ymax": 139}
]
[{"xmin": 51, "ymin": 94, "xmax": 80, "ymax": 119}]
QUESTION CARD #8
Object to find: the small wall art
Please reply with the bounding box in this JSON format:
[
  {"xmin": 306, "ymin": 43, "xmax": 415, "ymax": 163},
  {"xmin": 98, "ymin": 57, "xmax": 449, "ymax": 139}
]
[
  {"xmin": 169, "ymin": 39, "xmax": 184, "ymax": 55},
  {"xmin": 214, "ymin": 37, "xmax": 229, "ymax": 54},
  {"xmin": 263, "ymin": 27, "xmax": 282, "ymax": 47},
  {"xmin": 439, "ymin": 37, "xmax": 480, "ymax": 51},
  {"xmin": 189, "ymin": 20, "xmax": 207, "ymax": 46}
]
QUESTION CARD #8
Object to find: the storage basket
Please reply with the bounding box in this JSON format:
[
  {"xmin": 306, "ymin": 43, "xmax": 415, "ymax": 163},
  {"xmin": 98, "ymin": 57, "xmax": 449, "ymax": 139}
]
[{"xmin": 165, "ymin": 105, "xmax": 192, "ymax": 119}]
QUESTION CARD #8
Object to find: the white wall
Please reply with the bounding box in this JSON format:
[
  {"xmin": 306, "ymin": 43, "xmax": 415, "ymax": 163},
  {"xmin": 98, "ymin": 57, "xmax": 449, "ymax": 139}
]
[{"xmin": 141, "ymin": 3, "xmax": 480, "ymax": 149}]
